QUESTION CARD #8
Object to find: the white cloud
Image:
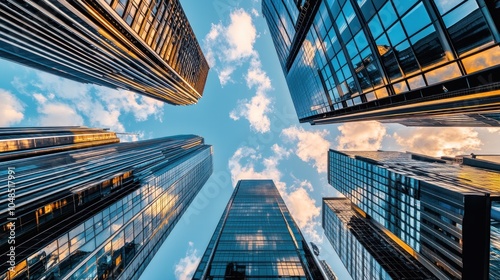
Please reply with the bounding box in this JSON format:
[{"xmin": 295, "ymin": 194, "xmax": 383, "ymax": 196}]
[
  {"xmin": 336, "ymin": 121, "xmax": 386, "ymax": 150},
  {"xmin": 224, "ymin": 9, "xmax": 257, "ymax": 61},
  {"xmin": 218, "ymin": 67, "xmax": 235, "ymax": 86},
  {"xmin": 229, "ymin": 58, "xmax": 273, "ymax": 133},
  {"xmin": 228, "ymin": 145, "xmax": 322, "ymax": 243},
  {"xmin": 393, "ymin": 127, "xmax": 482, "ymax": 156},
  {"xmin": 282, "ymin": 126, "xmax": 331, "ymax": 173},
  {"xmin": 286, "ymin": 187, "xmax": 322, "ymax": 243},
  {"xmin": 28, "ymin": 72, "xmax": 163, "ymax": 134},
  {"xmin": 174, "ymin": 242, "xmax": 200, "ymax": 280},
  {"xmin": 0, "ymin": 89, "xmax": 24, "ymax": 126},
  {"xmin": 38, "ymin": 102, "xmax": 84, "ymax": 126},
  {"xmin": 251, "ymin": 8, "xmax": 259, "ymax": 17}
]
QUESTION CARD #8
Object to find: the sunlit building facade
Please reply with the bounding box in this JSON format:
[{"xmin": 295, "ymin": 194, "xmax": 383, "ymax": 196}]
[
  {"xmin": 0, "ymin": 0, "xmax": 209, "ymax": 105},
  {"xmin": 328, "ymin": 150, "xmax": 500, "ymax": 279},
  {"xmin": 193, "ymin": 180, "xmax": 324, "ymax": 279},
  {"xmin": 0, "ymin": 128, "xmax": 213, "ymax": 280},
  {"xmin": 263, "ymin": 0, "xmax": 500, "ymax": 126},
  {"xmin": 323, "ymin": 198, "xmax": 436, "ymax": 280}
]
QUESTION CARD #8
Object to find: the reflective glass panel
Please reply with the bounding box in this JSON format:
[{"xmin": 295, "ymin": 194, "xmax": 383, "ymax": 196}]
[
  {"xmin": 411, "ymin": 26, "xmax": 446, "ymax": 68},
  {"xmin": 407, "ymin": 75, "xmax": 426, "ymax": 89},
  {"xmin": 387, "ymin": 21, "xmax": 406, "ymax": 46},
  {"xmin": 368, "ymin": 15, "xmax": 384, "ymax": 39},
  {"xmin": 393, "ymin": 0, "xmax": 417, "ymax": 16},
  {"xmin": 425, "ymin": 63, "xmax": 461, "ymax": 85},
  {"xmin": 395, "ymin": 40, "xmax": 420, "ymax": 74},
  {"xmin": 379, "ymin": 2, "xmax": 397, "ymax": 29},
  {"xmin": 433, "ymin": 0, "xmax": 463, "ymax": 15},
  {"xmin": 444, "ymin": 2, "xmax": 493, "ymax": 55},
  {"xmin": 462, "ymin": 46, "xmax": 500, "ymax": 73},
  {"xmin": 402, "ymin": 2, "xmax": 431, "ymax": 36}
]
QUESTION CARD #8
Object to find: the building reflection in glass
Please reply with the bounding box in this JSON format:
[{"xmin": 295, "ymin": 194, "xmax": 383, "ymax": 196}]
[
  {"xmin": 0, "ymin": 128, "xmax": 213, "ymax": 280},
  {"xmin": 193, "ymin": 180, "xmax": 324, "ymax": 279}
]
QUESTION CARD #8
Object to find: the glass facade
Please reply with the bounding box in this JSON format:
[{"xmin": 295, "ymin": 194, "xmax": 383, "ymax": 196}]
[
  {"xmin": 263, "ymin": 0, "xmax": 500, "ymax": 126},
  {"xmin": 328, "ymin": 150, "xmax": 500, "ymax": 279},
  {"xmin": 322, "ymin": 198, "xmax": 436, "ymax": 280},
  {"xmin": 0, "ymin": 130, "xmax": 213, "ymax": 280},
  {"xmin": 193, "ymin": 180, "xmax": 324, "ymax": 280},
  {"xmin": 0, "ymin": 0, "xmax": 209, "ymax": 105}
]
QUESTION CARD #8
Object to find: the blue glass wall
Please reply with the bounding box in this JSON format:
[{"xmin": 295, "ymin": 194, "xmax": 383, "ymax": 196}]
[
  {"xmin": 193, "ymin": 180, "xmax": 323, "ymax": 279},
  {"xmin": 0, "ymin": 134, "xmax": 213, "ymax": 280},
  {"xmin": 264, "ymin": 0, "xmax": 500, "ymax": 123},
  {"xmin": 327, "ymin": 150, "xmax": 499, "ymax": 279}
]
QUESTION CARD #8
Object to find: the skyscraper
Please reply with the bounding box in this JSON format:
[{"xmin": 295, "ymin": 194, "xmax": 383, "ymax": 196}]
[
  {"xmin": 0, "ymin": 0, "xmax": 209, "ymax": 105},
  {"xmin": 322, "ymin": 197, "xmax": 436, "ymax": 280},
  {"xmin": 327, "ymin": 150, "xmax": 500, "ymax": 279},
  {"xmin": 0, "ymin": 127, "xmax": 213, "ymax": 280},
  {"xmin": 263, "ymin": 0, "xmax": 500, "ymax": 126},
  {"xmin": 193, "ymin": 180, "xmax": 324, "ymax": 279}
]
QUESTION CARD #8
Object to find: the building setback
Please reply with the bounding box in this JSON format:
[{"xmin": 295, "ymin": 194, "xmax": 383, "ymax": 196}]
[
  {"xmin": 0, "ymin": 0, "xmax": 209, "ymax": 105},
  {"xmin": 193, "ymin": 180, "xmax": 324, "ymax": 279},
  {"xmin": 0, "ymin": 127, "xmax": 213, "ymax": 280},
  {"xmin": 263, "ymin": 0, "xmax": 500, "ymax": 126},
  {"xmin": 327, "ymin": 150, "xmax": 500, "ymax": 279}
]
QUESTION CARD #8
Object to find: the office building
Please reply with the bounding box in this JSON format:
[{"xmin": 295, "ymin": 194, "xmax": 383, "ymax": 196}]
[
  {"xmin": 0, "ymin": 0, "xmax": 209, "ymax": 105},
  {"xmin": 327, "ymin": 150, "xmax": 500, "ymax": 279},
  {"xmin": 0, "ymin": 127, "xmax": 213, "ymax": 280},
  {"xmin": 193, "ymin": 180, "xmax": 324, "ymax": 279},
  {"xmin": 318, "ymin": 259, "xmax": 338, "ymax": 280},
  {"xmin": 323, "ymin": 198, "xmax": 436, "ymax": 279},
  {"xmin": 263, "ymin": 0, "xmax": 500, "ymax": 126}
]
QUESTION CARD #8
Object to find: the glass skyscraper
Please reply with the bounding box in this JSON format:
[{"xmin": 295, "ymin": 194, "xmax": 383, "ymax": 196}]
[
  {"xmin": 323, "ymin": 197, "xmax": 436, "ymax": 280},
  {"xmin": 193, "ymin": 180, "xmax": 324, "ymax": 279},
  {"xmin": 327, "ymin": 150, "xmax": 500, "ymax": 279},
  {"xmin": 263, "ymin": 0, "xmax": 500, "ymax": 126},
  {"xmin": 0, "ymin": 127, "xmax": 213, "ymax": 280},
  {"xmin": 0, "ymin": 0, "xmax": 209, "ymax": 105}
]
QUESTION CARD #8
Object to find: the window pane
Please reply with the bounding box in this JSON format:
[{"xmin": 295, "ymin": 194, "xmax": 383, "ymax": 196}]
[
  {"xmin": 393, "ymin": 0, "xmax": 417, "ymax": 16},
  {"xmin": 411, "ymin": 26, "xmax": 446, "ymax": 68},
  {"xmin": 381, "ymin": 50, "xmax": 402, "ymax": 80},
  {"xmin": 395, "ymin": 40, "xmax": 420, "ymax": 74},
  {"xmin": 445, "ymin": 4, "xmax": 493, "ymax": 55},
  {"xmin": 402, "ymin": 2, "xmax": 431, "ymax": 36},
  {"xmin": 425, "ymin": 63, "xmax": 461, "ymax": 85},
  {"xmin": 393, "ymin": 80, "xmax": 408, "ymax": 93},
  {"xmin": 433, "ymin": 0, "xmax": 463, "ymax": 15},
  {"xmin": 379, "ymin": 1, "xmax": 397, "ymax": 29},
  {"xmin": 462, "ymin": 46, "xmax": 500, "ymax": 73},
  {"xmin": 368, "ymin": 15, "xmax": 384, "ymax": 39},
  {"xmin": 387, "ymin": 21, "xmax": 405, "ymax": 46},
  {"xmin": 407, "ymin": 75, "xmax": 426, "ymax": 89}
]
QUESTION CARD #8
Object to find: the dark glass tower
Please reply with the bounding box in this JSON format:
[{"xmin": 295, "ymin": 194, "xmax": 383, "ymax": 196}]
[
  {"xmin": 0, "ymin": 0, "xmax": 209, "ymax": 105},
  {"xmin": 263, "ymin": 0, "xmax": 500, "ymax": 126},
  {"xmin": 0, "ymin": 127, "xmax": 213, "ymax": 280},
  {"xmin": 327, "ymin": 150, "xmax": 500, "ymax": 279},
  {"xmin": 322, "ymin": 198, "xmax": 436, "ymax": 280},
  {"xmin": 193, "ymin": 180, "xmax": 324, "ymax": 279}
]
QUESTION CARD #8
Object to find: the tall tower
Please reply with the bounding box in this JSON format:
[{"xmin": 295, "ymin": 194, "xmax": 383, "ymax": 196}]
[
  {"xmin": 193, "ymin": 180, "xmax": 324, "ymax": 279},
  {"xmin": 326, "ymin": 150, "xmax": 500, "ymax": 279},
  {"xmin": 0, "ymin": 0, "xmax": 209, "ymax": 105},
  {"xmin": 0, "ymin": 127, "xmax": 213, "ymax": 280},
  {"xmin": 263, "ymin": 0, "xmax": 500, "ymax": 126}
]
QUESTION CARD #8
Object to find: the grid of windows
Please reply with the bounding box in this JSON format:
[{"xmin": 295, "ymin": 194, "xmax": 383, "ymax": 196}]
[
  {"xmin": 328, "ymin": 150, "xmax": 500, "ymax": 279},
  {"xmin": 263, "ymin": 0, "xmax": 500, "ymax": 125},
  {"xmin": 0, "ymin": 134, "xmax": 213, "ymax": 280},
  {"xmin": 0, "ymin": 0, "xmax": 209, "ymax": 105},
  {"xmin": 322, "ymin": 198, "xmax": 436, "ymax": 280},
  {"xmin": 193, "ymin": 180, "xmax": 323, "ymax": 280}
]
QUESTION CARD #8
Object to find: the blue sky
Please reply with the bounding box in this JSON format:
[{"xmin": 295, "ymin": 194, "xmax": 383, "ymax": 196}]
[{"xmin": 1, "ymin": 0, "xmax": 500, "ymax": 279}]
